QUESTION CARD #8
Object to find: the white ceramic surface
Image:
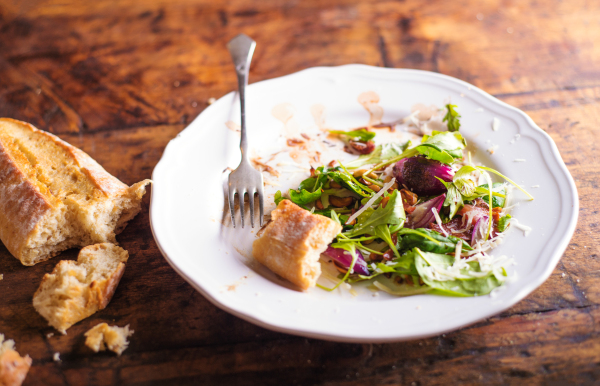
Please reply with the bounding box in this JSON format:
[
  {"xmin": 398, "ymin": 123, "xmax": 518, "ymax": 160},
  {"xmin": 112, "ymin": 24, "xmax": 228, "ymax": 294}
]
[{"xmin": 150, "ymin": 65, "xmax": 578, "ymax": 343}]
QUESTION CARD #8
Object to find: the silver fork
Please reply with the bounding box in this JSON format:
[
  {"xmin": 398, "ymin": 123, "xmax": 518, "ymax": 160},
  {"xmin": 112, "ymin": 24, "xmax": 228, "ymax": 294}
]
[{"xmin": 226, "ymin": 34, "xmax": 264, "ymax": 228}]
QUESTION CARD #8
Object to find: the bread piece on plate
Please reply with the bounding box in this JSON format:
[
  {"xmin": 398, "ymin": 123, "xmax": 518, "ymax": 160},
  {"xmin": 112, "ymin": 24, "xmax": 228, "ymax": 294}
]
[
  {"xmin": 84, "ymin": 323, "xmax": 134, "ymax": 356},
  {"xmin": 0, "ymin": 334, "xmax": 32, "ymax": 386},
  {"xmin": 253, "ymin": 200, "xmax": 342, "ymax": 290},
  {"xmin": 0, "ymin": 118, "xmax": 151, "ymax": 266},
  {"xmin": 33, "ymin": 243, "xmax": 128, "ymax": 334}
]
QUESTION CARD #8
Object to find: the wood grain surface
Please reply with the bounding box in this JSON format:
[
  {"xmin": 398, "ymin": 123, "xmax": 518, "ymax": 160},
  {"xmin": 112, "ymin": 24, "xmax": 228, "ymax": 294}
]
[{"xmin": 1, "ymin": 0, "xmax": 598, "ymax": 384}]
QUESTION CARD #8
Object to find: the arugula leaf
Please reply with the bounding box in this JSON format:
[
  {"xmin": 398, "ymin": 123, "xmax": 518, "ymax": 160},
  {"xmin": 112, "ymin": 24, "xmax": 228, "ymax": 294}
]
[
  {"xmin": 452, "ymin": 165, "xmax": 478, "ymax": 197},
  {"xmin": 344, "ymin": 190, "xmax": 405, "ymax": 237},
  {"xmin": 415, "ymin": 131, "xmax": 466, "ymax": 164},
  {"xmin": 397, "ymin": 228, "xmax": 472, "ymax": 254},
  {"xmin": 414, "ymin": 249, "xmax": 504, "ymax": 296},
  {"xmin": 373, "ymin": 224, "xmax": 400, "ymax": 259},
  {"xmin": 329, "ymin": 129, "xmax": 376, "ymax": 142},
  {"xmin": 437, "ymin": 178, "xmax": 464, "ymax": 219},
  {"xmin": 274, "ymin": 190, "xmax": 285, "ymax": 205},
  {"xmin": 443, "ymin": 104, "xmax": 461, "ymax": 132},
  {"xmin": 288, "ymin": 187, "xmax": 322, "ymax": 206},
  {"xmin": 497, "ymin": 214, "xmax": 512, "ymax": 232},
  {"xmin": 345, "ymin": 142, "xmax": 410, "ymax": 169},
  {"xmin": 328, "ymin": 170, "xmax": 370, "ymax": 197},
  {"xmin": 478, "ymin": 183, "xmax": 506, "ymax": 208}
]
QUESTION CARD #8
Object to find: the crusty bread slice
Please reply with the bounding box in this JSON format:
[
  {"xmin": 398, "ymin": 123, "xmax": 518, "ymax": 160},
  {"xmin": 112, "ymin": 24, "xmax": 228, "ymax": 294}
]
[
  {"xmin": 33, "ymin": 243, "xmax": 128, "ymax": 334},
  {"xmin": 252, "ymin": 200, "xmax": 342, "ymax": 290},
  {"xmin": 0, "ymin": 334, "xmax": 32, "ymax": 386},
  {"xmin": 84, "ymin": 323, "xmax": 134, "ymax": 356},
  {"xmin": 0, "ymin": 118, "xmax": 150, "ymax": 266}
]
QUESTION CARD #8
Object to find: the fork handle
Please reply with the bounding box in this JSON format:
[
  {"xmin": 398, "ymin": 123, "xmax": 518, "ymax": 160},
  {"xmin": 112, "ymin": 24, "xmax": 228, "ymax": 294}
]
[{"xmin": 227, "ymin": 34, "xmax": 256, "ymax": 164}]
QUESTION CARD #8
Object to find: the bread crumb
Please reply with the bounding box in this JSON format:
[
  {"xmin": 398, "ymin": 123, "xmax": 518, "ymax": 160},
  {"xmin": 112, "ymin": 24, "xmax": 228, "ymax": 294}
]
[
  {"xmin": 84, "ymin": 323, "xmax": 134, "ymax": 356},
  {"xmin": 0, "ymin": 274, "xmax": 3, "ymax": 280},
  {"xmin": 0, "ymin": 335, "xmax": 32, "ymax": 385},
  {"xmin": 53, "ymin": 352, "xmax": 60, "ymax": 362},
  {"xmin": 33, "ymin": 244, "xmax": 129, "ymax": 333}
]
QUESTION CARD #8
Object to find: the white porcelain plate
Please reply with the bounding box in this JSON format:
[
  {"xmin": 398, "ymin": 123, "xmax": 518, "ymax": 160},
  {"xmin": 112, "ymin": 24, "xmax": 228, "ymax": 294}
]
[{"xmin": 150, "ymin": 65, "xmax": 578, "ymax": 342}]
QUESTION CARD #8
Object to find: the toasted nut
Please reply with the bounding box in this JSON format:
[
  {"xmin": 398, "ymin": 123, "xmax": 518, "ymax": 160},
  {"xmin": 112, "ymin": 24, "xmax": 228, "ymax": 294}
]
[
  {"xmin": 383, "ymin": 249, "xmax": 394, "ymax": 261},
  {"xmin": 353, "ymin": 169, "xmax": 369, "ymax": 178},
  {"xmin": 330, "ymin": 196, "xmax": 353, "ymax": 207},
  {"xmin": 391, "ymin": 232, "xmax": 398, "ymax": 245},
  {"xmin": 368, "ymin": 172, "xmax": 378, "ymax": 179},
  {"xmin": 359, "ymin": 178, "xmax": 372, "ymax": 186},
  {"xmin": 400, "ymin": 189, "xmax": 418, "ymax": 206},
  {"xmin": 330, "ymin": 180, "xmax": 342, "ymax": 189},
  {"xmin": 315, "ymin": 199, "xmax": 324, "ymax": 210},
  {"xmin": 370, "ymin": 252, "xmax": 383, "ymax": 262},
  {"xmin": 380, "ymin": 196, "xmax": 390, "ymax": 208},
  {"xmin": 387, "ymin": 182, "xmax": 398, "ymax": 193},
  {"xmin": 384, "ymin": 175, "xmax": 393, "ymax": 183},
  {"xmin": 334, "ymin": 261, "xmax": 348, "ymax": 274},
  {"xmin": 310, "ymin": 167, "xmax": 316, "ymax": 177},
  {"xmin": 362, "ymin": 238, "xmax": 374, "ymax": 245},
  {"xmin": 370, "ymin": 184, "xmax": 381, "ymax": 192},
  {"xmin": 328, "ymin": 160, "xmax": 337, "ymax": 167},
  {"xmin": 405, "ymin": 275, "xmax": 414, "ymax": 285}
]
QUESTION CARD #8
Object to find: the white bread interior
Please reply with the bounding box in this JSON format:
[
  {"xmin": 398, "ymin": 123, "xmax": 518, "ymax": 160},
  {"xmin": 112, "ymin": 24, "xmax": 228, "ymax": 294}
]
[
  {"xmin": 33, "ymin": 243, "xmax": 129, "ymax": 334},
  {"xmin": 0, "ymin": 118, "xmax": 150, "ymax": 266},
  {"xmin": 0, "ymin": 334, "xmax": 31, "ymax": 386},
  {"xmin": 84, "ymin": 323, "xmax": 134, "ymax": 356}
]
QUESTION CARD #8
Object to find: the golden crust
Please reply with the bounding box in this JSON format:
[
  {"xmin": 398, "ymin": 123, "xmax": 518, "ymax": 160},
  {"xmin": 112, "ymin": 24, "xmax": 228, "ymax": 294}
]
[
  {"xmin": 33, "ymin": 243, "xmax": 129, "ymax": 333},
  {"xmin": 252, "ymin": 200, "xmax": 342, "ymax": 290},
  {"xmin": 0, "ymin": 348, "xmax": 31, "ymax": 386},
  {"xmin": 0, "ymin": 118, "xmax": 150, "ymax": 265}
]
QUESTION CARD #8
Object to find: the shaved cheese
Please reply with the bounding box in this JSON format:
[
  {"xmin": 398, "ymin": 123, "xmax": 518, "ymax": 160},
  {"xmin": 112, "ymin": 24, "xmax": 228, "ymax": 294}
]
[
  {"xmin": 512, "ymin": 218, "xmax": 532, "ymax": 236},
  {"xmin": 455, "ymin": 240, "xmax": 463, "ymax": 263},
  {"xmin": 431, "ymin": 207, "xmax": 448, "ymax": 237},
  {"xmin": 345, "ymin": 178, "xmax": 396, "ymax": 225},
  {"xmin": 492, "ymin": 117, "xmax": 501, "ymax": 131}
]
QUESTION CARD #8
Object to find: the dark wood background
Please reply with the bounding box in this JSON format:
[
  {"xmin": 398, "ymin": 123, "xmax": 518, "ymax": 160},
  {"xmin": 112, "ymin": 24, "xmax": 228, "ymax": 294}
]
[{"xmin": 1, "ymin": 0, "xmax": 598, "ymax": 384}]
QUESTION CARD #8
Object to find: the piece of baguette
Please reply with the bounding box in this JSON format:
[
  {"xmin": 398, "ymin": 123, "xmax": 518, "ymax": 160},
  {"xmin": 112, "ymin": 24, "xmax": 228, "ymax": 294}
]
[
  {"xmin": 84, "ymin": 323, "xmax": 133, "ymax": 356},
  {"xmin": 33, "ymin": 243, "xmax": 128, "ymax": 334},
  {"xmin": 0, "ymin": 118, "xmax": 151, "ymax": 266},
  {"xmin": 252, "ymin": 200, "xmax": 342, "ymax": 290},
  {"xmin": 0, "ymin": 334, "xmax": 31, "ymax": 386}
]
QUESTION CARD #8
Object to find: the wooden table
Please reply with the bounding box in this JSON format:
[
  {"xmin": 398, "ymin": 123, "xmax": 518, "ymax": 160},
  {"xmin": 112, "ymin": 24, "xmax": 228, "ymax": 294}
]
[{"xmin": 1, "ymin": 0, "xmax": 598, "ymax": 384}]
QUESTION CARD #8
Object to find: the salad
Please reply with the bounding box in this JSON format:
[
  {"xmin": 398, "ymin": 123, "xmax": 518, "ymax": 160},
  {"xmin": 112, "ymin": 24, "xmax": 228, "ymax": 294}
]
[{"xmin": 273, "ymin": 104, "xmax": 533, "ymax": 297}]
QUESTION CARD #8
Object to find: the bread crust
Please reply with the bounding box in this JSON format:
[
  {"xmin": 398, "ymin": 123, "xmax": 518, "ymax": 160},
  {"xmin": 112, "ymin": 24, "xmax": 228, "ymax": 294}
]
[
  {"xmin": 33, "ymin": 243, "xmax": 129, "ymax": 333},
  {"xmin": 0, "ymin": 118, "xmax": 150, "ymax": 265},
  {"xmin": 252, "ymin": 200, "xmax": 342, "ymax": 290}
]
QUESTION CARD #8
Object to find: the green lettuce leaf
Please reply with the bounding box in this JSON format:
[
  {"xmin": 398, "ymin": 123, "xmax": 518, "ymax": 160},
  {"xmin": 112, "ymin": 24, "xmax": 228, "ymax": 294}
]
[
  {"xmin": 478, "ymin": 183, "xmax": 506, "ymax": 208},
  {"xmin": 415, "ymin": 131, "xmax": 466, "ymax": 164},
  {"xmin": 397, "ymin": 228, "xmax": 472, "ymax": 254},
  {"xmin": 443, "ymin": 104, "xmax": 461, "ymax": 132},
  {"xmin": 274, "ymin": 190, "xmax": 285, "ymax": 205},
  {"xmin": 497, "ymin": 214, "xmax": 512, "ymax": 232},
  {"xmin": 345, "ymin": 142, "xmax": 410, "ymax": 169},
  {"xmin": 329, "ymin": 129, "xmax": 376, "ymax": 142},
  {"xmin": 414, "ymin": 249, "xmax": 504, "ymax": 297}
]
